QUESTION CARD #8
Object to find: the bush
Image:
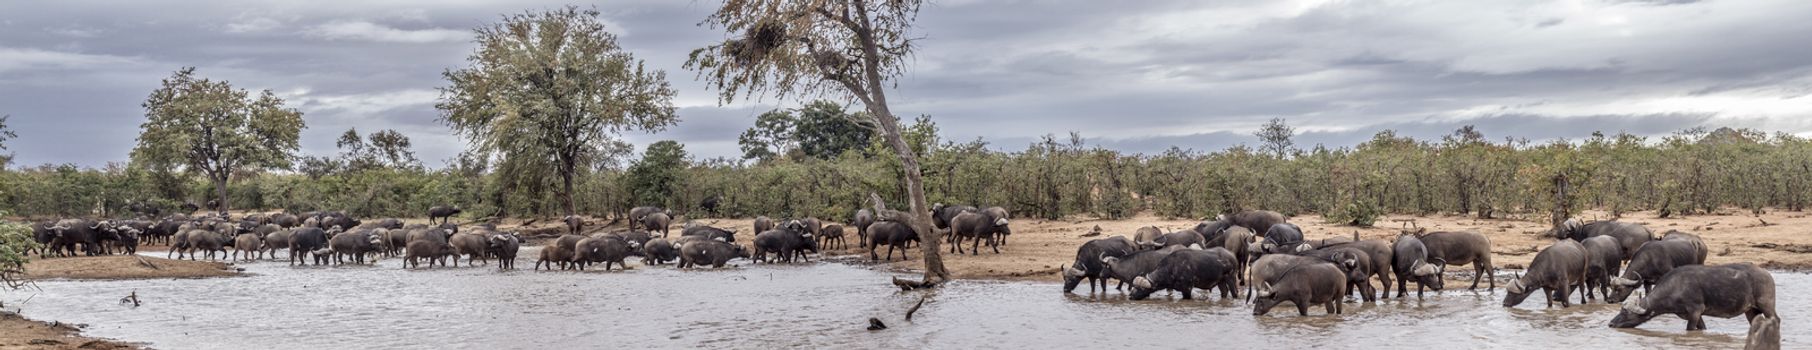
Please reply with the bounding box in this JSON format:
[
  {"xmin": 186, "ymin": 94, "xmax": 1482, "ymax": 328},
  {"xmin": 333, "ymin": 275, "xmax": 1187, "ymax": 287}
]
[
  {"xmin": 1328, "ymin": 199, "xmax": 1381, "ymax": 227},
  {"xmin": 0, "ymin": 212, "xmax": 37, "ymax": 288}
]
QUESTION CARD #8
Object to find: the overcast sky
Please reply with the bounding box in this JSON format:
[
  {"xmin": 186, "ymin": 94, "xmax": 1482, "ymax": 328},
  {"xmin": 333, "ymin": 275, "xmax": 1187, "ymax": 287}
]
[{"xmin": 4, "ymin": 0, "xmax": 1810, "ymax": 168}]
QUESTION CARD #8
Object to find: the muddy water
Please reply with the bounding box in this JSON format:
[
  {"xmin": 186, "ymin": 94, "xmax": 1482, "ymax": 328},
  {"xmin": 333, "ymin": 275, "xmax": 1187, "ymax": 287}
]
[{"xmin": 10, "ymin": 249, "xmax": 1804, "ymax": 349}]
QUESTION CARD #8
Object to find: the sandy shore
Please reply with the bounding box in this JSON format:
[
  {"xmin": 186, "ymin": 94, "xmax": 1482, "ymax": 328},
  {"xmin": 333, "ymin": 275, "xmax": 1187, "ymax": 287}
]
[
  {"xmin": 23, "ymin": 256, "xmax": 239, "ymax": 281},
  {"xmin": 0, "ymin": 312, "xmax": 137, "ymax": 350}
]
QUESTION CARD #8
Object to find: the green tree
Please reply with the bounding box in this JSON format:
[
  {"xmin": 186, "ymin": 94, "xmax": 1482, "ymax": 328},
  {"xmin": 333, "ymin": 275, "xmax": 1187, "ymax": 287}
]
[
  {"xmin": 335, "ymin": 128, "xmax": 421, "ymax": 172},
  {"xmin": 738, "ymin": 109, "xmax": 797, "ymax": 161},
  {"xmin": 438, "ymin": 6, "xmax": 679, "ymax": 217},
  {"xmin": 689, "ymin": 0, "xmax": 951, "ymax": 285},
  {"xmin": 738, "ymin": 100, "xmax": 874, "ymax": 162},
  {"xmin": 130, "ymin": 67, "xmax": 305, "ymax": 214},
  {"xmin": 626, "ymin": 141, "xmax": 690, "ymax": 208},
  {"xmin": 1255, "ymin": 117, "xmax": 1295, "ymax": 158},
  {"xmin": 793, "ymin": 100, "xmax": 874, "ymax": 159}
]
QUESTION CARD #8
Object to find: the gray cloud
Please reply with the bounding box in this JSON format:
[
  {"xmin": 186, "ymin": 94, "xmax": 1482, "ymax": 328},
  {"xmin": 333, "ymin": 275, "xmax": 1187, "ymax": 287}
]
[{"xmin": 2, "ymin": 0, "xmax": 1810, "ymax": 168}]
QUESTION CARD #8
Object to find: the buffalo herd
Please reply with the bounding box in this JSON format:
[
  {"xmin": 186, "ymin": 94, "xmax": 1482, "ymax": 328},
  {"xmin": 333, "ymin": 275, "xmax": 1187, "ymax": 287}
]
[
  {"xmin": 25, "ymin": 203, "xmax": 1779, "ymax": 335},
  {"xmin": 1063, "ymin": 212, "xmax": 1778, "ymax": 334}
]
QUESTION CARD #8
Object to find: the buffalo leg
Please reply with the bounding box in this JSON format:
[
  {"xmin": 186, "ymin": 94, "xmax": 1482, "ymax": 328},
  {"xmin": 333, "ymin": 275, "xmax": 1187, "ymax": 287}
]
[
  {"xmin": 1396, "ymin": 276, "xmax": 1408, "ymax": 299},
  {"xmin": 1297, "ymin": 300, "xmax": 1310, "ymax": 316},
  {"xmin": 1469, "ymin": 265, "xmax": 1482, "ymax": 291},
  {"xmin": 1487, "ymin": 264, "xmax": 1497, "ymax": 291}
]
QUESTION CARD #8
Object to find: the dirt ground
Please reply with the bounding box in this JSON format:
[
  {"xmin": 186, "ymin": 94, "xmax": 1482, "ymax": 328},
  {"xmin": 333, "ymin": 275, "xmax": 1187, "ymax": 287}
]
[
  {"xmin": 0, "ymin": 312, "xmax": 137, "ymax": 350},
  {"xmin": 23, "ymin": 256, "xmax": 239, "ymax": 280}
]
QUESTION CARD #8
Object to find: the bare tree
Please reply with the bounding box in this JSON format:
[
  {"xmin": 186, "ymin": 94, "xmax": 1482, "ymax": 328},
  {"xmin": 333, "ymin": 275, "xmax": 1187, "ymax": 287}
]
[{"xmin": 688, "ymin": 0, "xmax": 950, "ymax": 285}]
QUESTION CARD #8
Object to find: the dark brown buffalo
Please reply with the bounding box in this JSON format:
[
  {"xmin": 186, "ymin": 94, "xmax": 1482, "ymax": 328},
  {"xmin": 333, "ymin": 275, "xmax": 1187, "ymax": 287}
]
[
  {"xmin": 1130, "ymin": 247, "xmax": 1239, "ymax": 300},
  {"xmin": 1504, "ymin": 239, "xmax": 1589, "ymax": 308},
  {"xmin": 1420, "ymin": 231, "xmax": 1495, "ymax": 291},
  {"xmin": 1062, "ymin": 235, "xmax": 1140, "ymax": 293},
  {"xmin": 1608, "ymin": 239, "xmax": 1705, "ymax": 302},
  {"xmin": 1581, "ymin": 235, "xmax": 1624, "ymax": 300},
  {"xmin": 1253, "ymin": 260, "xmax": 1346, "ymax": 316},
  {"xmin": 1391, "ymin": 234, "xmax": 1444, "ymax": 299},
  {"xmin": 1610, "ymin": 263, "xmax": 1776, "ymax": 331},
  {"xmin": 1556, "ymin": 219, "xmax": 1653, "ymax": 261}
]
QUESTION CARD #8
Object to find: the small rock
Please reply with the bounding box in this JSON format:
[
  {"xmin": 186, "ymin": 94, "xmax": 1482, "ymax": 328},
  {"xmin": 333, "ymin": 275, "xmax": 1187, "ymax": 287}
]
[{"xmin": 867, "ymin": 318, "xmax": 888, "ymax": 330}]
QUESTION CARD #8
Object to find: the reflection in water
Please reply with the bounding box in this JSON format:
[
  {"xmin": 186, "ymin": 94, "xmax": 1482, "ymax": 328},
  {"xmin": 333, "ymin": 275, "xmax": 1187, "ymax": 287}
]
[{"xmin": 10, "ymin": 250, "xmax": 1802, "ymax": 349}]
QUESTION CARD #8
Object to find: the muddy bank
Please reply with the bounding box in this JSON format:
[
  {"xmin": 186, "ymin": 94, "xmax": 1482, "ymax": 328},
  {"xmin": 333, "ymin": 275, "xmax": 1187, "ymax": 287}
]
[
  {"xmin": 0, "ymin": 312, "xmax": 137, "ymax": 349},
  {"xmin": 25, "ymin": 256, "xmax": 239, "ymax": 281}
]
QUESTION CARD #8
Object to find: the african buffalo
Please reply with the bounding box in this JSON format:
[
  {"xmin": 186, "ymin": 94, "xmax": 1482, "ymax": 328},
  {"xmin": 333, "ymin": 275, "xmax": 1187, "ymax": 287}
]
[
  {"xmin": 404, "ymin": 241, "xmax": 456, "ymax": 269},
  {"xmin": 853, "ymin": 209, "xmax": 875, "ymax": 247},
  {"xmin": 1062, "ymin": 235, "xmax": 1140, "ymax": 293},
  {"xmin": 1391, "ymin": 234, "xmax": 1444, "ymax": 299},
  {"xmin": 1581, "ymin": 235, "xmax": 1624, "ymax": 300},
  {"xmin": 1607, "ymin": 238, "xmax": 1707, "ymax": 303},
  {"xmin": 865, "ymin": 221, "xmax": 918, "ymax": 261},
  {"xmin": 681, "ymin": 225, "xmax": 737, "ymax": 243},
  {"xmin": 1609, "ymin": 263, "xmax": 1776, "ymax": 331},
  {"xmin": 1296, "ymin": 246, "xmax": 1377, "ymax": 301},
  {"xmin": 1206, "ymin": 210, "xmax": 1287, "ymax": 238},
  {"xmin": 678, "ymin": 240, "xmax": 748, "ymax": 268},
  {"xmin": 1253, "ymin": 260, "xmax": 1347, "ymax": 316},
  {"xmin": 1101, "ymin": 245, "xmax": 1189, "ymax": 293},
  {"xmin": 1420, "ymin": 231, "xmax": 1495, "ymax": 291},
  {"xmin": 1133, "ymin": 226, "xmax": 1165, "ymax": 247},
  {"xmin": 1504, "ymin": 239, "xmax": 1589, "ymax": 308},
  {"xmin": 950, "ymin": 211, "xmax": 1009, "ymax": 254},
  {"xmin": 930, "ymin": 203, "xmax": 976, "ymax": 230},
  {"xmin": 288, "ymin": 227, "xmax": 331, "ymax": 265},
  {"xmin": 1556, "ymin": 219, "xmax": 1653, "ymax": 261},
  {"xmin": 643, "ymin": 238, "xmax": 678, "ymax": 265},
  {"xmin": 1130, "ymin": 247, "xmax": 1239, "ymax": 300},
  {"xmin": 427, "ymin": 205, "xmax": 462, "ymax": 225}
]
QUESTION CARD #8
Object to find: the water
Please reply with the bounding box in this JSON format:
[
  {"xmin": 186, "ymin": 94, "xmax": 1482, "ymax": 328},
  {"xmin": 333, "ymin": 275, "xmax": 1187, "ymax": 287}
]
[{"xmin": 7, "ymin": 249, "xmax": 1801, "ymax": 349}]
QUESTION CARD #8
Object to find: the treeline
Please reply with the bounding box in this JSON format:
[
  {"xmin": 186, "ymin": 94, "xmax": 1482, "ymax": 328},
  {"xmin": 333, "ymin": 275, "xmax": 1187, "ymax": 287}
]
[{"xmin": 4, "ymin": 117, "xmax": 1810, "ymax": 226}]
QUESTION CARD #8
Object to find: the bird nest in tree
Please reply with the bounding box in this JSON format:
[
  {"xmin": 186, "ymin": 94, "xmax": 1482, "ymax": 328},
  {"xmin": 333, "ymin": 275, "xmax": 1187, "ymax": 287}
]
[{"xmin": 730, "ymin": 20, "xmax": 789, "ymax": 65}]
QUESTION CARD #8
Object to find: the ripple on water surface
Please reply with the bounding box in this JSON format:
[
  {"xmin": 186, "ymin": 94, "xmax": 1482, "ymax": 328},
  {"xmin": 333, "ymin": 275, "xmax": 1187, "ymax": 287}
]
[{"xmin": 11, "ymin": 251, "xmax": 1803, "ymax": 349}]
